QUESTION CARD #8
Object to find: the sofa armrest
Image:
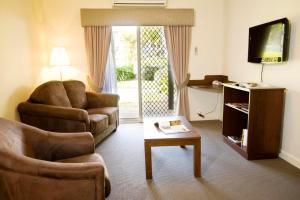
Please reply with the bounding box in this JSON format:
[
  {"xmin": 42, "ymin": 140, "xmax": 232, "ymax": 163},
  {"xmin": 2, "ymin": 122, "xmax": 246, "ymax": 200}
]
[
  {"xmin": 47, "ymin": 132, "xmax": 95, "ymax": 161},
  {"xmin": 86, "ymin": 92, "xmax": 119, "ymax": 108},
  {"xmin": 18, "ymin": 102, "xmax": 89, "ymax": 124},
  {"xmin": 0, "ymin": 152, "xmax": 105, "ymax": 200},
  {"xmin": 0, "ymin": 151, "xmax": 104, "ymax": 179}
]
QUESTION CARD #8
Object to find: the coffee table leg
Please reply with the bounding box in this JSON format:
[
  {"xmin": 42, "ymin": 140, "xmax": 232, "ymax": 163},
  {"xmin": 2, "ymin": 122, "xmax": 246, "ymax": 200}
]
[
  {"xmin": 144, "ymin": 142, "xmax": 152, "ymax": 179},
  {"xmin": 194, "ymin": 141, "xmax": 201, "ymax": 177}
]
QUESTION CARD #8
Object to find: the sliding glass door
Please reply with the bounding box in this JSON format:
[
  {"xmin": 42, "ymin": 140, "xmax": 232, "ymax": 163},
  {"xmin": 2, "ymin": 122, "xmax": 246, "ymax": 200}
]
[{"xmin": 110, "ymin": 26, "xmax": 141, "ymax": 121}]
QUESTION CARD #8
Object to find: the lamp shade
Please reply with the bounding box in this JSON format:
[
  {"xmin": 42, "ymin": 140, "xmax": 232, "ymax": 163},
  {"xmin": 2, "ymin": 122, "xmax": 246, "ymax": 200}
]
[{"xmin": 49, "ymin": 47, "xmax": 70, "ymax": 66}]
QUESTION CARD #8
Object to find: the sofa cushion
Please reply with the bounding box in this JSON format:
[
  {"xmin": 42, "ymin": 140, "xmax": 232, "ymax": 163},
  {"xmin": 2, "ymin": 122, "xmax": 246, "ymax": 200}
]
[
  {"xmin": 89, "ymin": 114, "xmax": 108, "ymax": 135},
  {"xmin": 63, "ymin": 80, "xmax": 88, "ymax": 109},
  {"xmin": 30, "ymin": 81, "xmax": 71, "ymax": 107},
  {"xmin": 56, "ymin": 153, "xmax": 111, "ymax": 198},
  {"xmin": 87, "ymin": 107, "xmax": 118, "ymax": 125}
]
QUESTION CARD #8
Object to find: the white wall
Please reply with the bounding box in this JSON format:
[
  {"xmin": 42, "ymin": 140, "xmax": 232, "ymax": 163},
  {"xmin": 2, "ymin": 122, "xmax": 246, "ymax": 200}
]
[
  {"xmin": 0, "ymin": 0, "xmax": 44, "ymax": 120},
  {"xmin": 223, "ymin": 0, "xmax": 300, "ymax": 168},
  {"xmin": 39, "ymin": 0, "xmax": 225, "ymax": 120}
]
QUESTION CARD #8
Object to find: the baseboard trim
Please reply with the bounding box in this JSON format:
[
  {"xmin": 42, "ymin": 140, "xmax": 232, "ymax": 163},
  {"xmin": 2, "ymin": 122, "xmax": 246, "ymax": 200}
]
[{"xmin": 279, "ymin": 150, "xmax": 300, "ymax": 169}]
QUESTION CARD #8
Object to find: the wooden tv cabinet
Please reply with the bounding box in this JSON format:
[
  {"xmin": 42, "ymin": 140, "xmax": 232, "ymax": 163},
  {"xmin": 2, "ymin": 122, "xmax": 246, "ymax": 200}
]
[{"xmin": 222, "ymin": 83, "xmax": 285, "ymax": 160}]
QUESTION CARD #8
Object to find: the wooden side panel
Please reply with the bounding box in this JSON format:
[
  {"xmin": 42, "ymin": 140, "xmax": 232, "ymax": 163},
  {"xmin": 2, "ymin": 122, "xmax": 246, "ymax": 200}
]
[{"xmin": 247, "ymin": 89, "xmax": 284, "ymax": 159}]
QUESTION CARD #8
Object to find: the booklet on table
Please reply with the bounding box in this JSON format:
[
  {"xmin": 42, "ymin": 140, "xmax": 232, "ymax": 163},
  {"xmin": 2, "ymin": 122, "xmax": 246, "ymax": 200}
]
[{"xmin": 154, "ymin": 120, "xmax": 190, "ymax": 134}]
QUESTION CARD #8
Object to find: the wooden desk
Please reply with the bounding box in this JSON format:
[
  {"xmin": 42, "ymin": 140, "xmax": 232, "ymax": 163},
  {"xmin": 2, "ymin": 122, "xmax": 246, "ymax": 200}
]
[
  {"xmin": 143, "ymin": 116, "xmax": 201, "ymax": 179},
  {"xmin": 188, "ymin": 75, "xmax": 233, "ymax": 92}
]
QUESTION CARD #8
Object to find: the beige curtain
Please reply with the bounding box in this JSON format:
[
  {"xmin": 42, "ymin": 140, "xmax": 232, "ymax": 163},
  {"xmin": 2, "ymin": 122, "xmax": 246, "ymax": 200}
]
[
  {"xmin": 164, "ymin": 26, "xmax": 191, "ymax": 118},
  {"xmin": 84, "ymin": 26, "xmax": 112, "ymax": 92}
]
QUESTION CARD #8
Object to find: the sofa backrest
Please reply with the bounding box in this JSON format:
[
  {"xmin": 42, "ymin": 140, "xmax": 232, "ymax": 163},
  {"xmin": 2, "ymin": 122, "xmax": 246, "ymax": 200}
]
[
  {"xmin": 30, "ymin": 81, "xmax": 72, "ymax": 107},
  {"xmin": 63, "ymin": 80, "xmax": 88, "ymax": 109}
]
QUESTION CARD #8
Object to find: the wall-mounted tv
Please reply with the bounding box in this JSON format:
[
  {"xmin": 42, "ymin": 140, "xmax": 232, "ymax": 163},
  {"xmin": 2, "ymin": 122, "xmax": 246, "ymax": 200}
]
[{"xmin": 248, "ymin": 18, "xmax": 290, "ymax": 64}]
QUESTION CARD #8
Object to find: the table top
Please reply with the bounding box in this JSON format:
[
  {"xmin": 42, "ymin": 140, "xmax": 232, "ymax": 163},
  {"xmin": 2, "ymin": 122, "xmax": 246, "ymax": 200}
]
[{"xmin": 143, "ymin": 116, "xmax": 200, "ymax": 141}]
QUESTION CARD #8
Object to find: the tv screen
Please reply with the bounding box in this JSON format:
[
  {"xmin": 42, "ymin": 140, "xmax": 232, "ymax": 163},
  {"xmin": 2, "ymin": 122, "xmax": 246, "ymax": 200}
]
[{"xmin": 248, "ymin": 18, "xmax": 290, "ymax": 63}]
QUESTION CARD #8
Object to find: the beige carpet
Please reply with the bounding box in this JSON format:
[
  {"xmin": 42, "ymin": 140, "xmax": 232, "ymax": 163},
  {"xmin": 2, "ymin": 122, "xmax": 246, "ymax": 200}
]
[{"xmin": 96, "ymin": 121, "xmax": 300, "ymax": 200}]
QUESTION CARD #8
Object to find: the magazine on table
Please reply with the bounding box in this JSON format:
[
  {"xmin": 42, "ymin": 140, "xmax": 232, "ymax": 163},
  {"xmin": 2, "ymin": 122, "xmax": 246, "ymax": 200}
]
[{"xmin": 154, "ymin": 120, "xmax": 190, "ymax": 134}]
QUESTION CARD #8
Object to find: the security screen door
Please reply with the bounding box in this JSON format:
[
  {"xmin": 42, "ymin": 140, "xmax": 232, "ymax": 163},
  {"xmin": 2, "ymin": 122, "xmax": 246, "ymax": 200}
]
[{"xmin": 112, "ymin": 26, "xmax": 176, "ymax": 122}]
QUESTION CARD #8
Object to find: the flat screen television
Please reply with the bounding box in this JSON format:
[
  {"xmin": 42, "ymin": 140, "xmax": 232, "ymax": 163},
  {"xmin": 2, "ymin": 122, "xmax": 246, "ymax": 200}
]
[{"xmin": 248, "ymin": 18, "xmax": 290, "ymax": 63}]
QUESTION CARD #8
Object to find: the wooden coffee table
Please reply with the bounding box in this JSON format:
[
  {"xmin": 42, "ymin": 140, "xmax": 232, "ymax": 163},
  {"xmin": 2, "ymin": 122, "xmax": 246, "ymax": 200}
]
[{"xmin": 143, "ymin": 116, "xmax": 201, "ymax": 179}]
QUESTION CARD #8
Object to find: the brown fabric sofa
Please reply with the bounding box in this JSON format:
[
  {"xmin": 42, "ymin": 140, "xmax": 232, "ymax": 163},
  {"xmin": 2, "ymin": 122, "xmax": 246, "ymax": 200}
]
[
  {"xmin": 18, "ymin": 80, "xmax": 119, "ymax": 145},
  {"xmin": 0, "ymin": 117, "xmax": 110, "ymax": 200}
]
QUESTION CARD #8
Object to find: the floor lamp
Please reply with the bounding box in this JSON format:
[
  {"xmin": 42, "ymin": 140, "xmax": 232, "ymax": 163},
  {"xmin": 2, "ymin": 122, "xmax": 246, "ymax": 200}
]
[{"xmin": 49, "ymin": 47, "xmax": 70, "ymax": 81}]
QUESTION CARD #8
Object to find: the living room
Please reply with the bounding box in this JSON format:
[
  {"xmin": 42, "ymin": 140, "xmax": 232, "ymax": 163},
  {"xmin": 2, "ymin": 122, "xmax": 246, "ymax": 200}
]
[{"xmin": 1, "ymin": 0, "xmax": 300, "ymax": 199}]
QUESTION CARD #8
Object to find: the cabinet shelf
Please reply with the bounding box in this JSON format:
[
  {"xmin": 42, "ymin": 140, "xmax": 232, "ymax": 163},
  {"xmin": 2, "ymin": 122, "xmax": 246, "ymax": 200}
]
[{"xmin": 225, "ymin": 103, "xmax": 249, "ymax": 114}]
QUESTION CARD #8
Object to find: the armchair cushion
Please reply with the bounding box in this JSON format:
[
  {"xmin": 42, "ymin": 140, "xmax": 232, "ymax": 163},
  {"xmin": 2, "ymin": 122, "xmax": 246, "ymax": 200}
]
[
  {"xmin": 87, "ymin": 107, "xmax": 118, "ymax": 125},
  {"xmin": 30, "ymin": 81, "xmax": 71, "ymax": 107},
  {"xmin": 63, "ymin": 80, "xmax": 88, "ymax": 109}
]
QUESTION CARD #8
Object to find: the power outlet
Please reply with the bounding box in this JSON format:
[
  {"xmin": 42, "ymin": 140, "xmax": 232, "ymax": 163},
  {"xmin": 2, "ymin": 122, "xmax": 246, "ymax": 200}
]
[
  {"xmin": 197, "ymin": 113, "xmax": 205, "ymax": 118},
  {"xmin": 194, "ymin": 46, "xmax": 198, "ymax": 55}
]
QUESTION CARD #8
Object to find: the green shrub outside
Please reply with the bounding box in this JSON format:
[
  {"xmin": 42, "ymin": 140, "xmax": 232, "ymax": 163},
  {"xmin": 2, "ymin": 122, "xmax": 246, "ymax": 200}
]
[
  {"xmin": 143, "ymin": 65, "xmax": 159, "ymax": 81},
  {"xmin": 158, "ymin": 73, "xmax": 168, "ymax": 94},
  {"xmin": 116, "ymin": 64, "xmax": 135, "ymax": 81}
]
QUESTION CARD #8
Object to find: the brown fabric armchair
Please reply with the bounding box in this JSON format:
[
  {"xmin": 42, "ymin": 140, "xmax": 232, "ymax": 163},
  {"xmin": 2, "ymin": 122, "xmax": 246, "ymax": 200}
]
[
  {"xmin": 18, "ymin": 80, "xmax": 119, "ymax": 145},
  {"xmin": 0, "ymin": 117, "xmax": 110, "ymax": 200}
]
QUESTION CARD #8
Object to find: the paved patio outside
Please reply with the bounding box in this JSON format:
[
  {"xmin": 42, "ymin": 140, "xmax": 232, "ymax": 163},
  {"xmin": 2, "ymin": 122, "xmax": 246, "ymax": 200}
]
[{"xmin": 118, "ymin": 80, "xmax": 175, "ymax": 119}]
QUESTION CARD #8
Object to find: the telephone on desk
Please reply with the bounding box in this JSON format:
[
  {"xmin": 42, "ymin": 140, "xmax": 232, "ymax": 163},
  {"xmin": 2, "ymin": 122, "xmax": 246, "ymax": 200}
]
[
  {"xmin": 234, "ymin": 82, "xmax": 258, "ymax": 88},
  {"xmin": 212, "ymin": 80, "xmax": 223, "ymax": 86}
]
